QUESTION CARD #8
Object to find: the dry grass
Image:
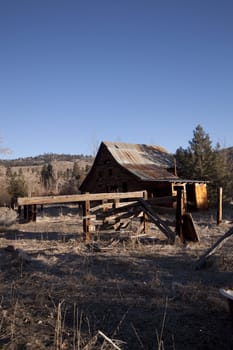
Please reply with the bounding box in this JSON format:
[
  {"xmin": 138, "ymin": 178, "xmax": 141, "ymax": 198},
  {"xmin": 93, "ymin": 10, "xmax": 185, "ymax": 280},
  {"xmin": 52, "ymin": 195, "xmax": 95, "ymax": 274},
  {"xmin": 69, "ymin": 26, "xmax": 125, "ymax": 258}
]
[{"xmin": 0, "ymin": 206, "xmax": 233, "ymax": 349}]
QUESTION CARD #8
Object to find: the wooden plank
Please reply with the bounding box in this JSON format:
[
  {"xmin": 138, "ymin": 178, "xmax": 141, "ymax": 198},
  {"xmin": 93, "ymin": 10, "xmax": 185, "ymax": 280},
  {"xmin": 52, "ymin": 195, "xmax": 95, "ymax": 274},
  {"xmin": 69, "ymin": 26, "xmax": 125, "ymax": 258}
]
[
  {"xmin": 99, "ymin": 201, "xmax": 140, "ymax": 218},
  {"xmin": 17, "ymin": 191, "xmax": 146, "ymax": 206},
  {"xmin": 174, "ymin": 186, "xmax": 185, "ymax": 241},
  {"xmin": 195, "ymin": 183, "xmax": 208, "ymax": 209},
  {"xmin": 182, "ymin": 213, "xmax": 199, "ymax": 242},
  {"xmin": 90, "ymin": 201, "xmax": 137, "ymax": 213},
  {"xmin": 139, "ymin": 199, "xmax": 175, "ymax": 243},
  {"xmin": 113, "ymin": 217, "xmax": 134, "ymax": 230},
  {"xmin": 83, "ymin": 200, "xmax": 91, "ymax": 241},
  {"xmin": 195, "ymin": 227, "xmax": 233, "ymax": 269}
]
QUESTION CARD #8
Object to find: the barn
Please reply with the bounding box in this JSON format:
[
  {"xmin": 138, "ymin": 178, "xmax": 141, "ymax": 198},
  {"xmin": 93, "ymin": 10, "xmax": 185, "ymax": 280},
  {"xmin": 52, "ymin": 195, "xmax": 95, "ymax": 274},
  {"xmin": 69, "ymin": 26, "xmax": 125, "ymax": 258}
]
[{"xmin": 80, "ymin": 141, "xmax": 208, "ymax": 210}]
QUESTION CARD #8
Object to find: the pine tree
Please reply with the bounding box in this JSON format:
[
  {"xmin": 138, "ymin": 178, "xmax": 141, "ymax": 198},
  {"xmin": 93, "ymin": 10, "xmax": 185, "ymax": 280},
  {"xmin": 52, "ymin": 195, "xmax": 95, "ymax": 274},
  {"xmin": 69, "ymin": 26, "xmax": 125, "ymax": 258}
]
[
  {"xmin": 6, "ymin": 171, "xmax": 28, "ymax": 206},
  {"xmin": 41, "ymin": 163, "xmax": 54, "ymax": 191},
  {"xmin": 175, "ymin": 125, "xmax": 230, "ymax": 204}
]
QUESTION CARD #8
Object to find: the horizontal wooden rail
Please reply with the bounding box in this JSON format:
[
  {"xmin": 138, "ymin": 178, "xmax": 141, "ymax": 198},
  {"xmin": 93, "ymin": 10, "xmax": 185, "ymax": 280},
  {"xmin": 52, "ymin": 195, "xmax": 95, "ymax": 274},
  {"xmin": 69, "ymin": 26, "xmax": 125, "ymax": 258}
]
[{"xmin": 17, "ymin": 191, "xmax": 147, "ymax": 206}]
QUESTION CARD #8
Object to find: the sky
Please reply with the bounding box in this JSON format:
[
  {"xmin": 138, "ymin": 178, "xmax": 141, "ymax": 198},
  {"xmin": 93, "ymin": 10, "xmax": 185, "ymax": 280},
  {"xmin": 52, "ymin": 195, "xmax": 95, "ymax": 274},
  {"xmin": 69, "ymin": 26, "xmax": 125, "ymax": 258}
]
[{"xmin": 0, "ymin": 0, "xmax": 233, "ymax": 159}]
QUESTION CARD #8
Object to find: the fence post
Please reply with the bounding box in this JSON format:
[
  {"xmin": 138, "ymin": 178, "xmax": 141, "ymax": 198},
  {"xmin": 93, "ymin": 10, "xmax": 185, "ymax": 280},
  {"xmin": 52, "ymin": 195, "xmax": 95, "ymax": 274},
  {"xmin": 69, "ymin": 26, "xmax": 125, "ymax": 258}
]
[
  {"xmin": 143, "ymin": 191, "xmax": 149, "ymax": 234},
  {"xmin": 175, "ymin": 186, "xmax": 185, "ymax": 241},
  {"xmin": 24, "ymin": 205, "xmax": 29, "ymax": 221},
  {"xmin": 83, "ymin": 198, "xmax": 91, "ymax": 241},
  {"xmin": 217, "ymin": 187, "xmax": 223, "ymax": 225}
]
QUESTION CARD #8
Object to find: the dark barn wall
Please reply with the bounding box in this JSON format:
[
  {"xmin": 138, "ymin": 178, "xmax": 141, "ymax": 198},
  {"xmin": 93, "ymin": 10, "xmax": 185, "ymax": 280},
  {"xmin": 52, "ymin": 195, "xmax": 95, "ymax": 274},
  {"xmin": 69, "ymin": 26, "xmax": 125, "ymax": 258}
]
[
  {"xmin": 80, "ymin": 143, "xmax": 208, "ymax": 210},
  {"xmin": 80, "ymin": 144, "xmax": 174, "ymax": 196},
  {"xmin": 80, "ymin": 143, "xmax": 142, "ymax": 193}
]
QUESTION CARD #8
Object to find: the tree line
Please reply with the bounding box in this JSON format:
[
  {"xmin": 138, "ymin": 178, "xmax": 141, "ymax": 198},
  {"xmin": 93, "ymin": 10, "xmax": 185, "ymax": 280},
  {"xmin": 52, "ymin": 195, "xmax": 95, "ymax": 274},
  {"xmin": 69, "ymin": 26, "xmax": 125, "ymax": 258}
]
[
  {"xmin": 175, "ymin": 125, "xmax": 233, "ymax": 205},
  {"xmin": 1, "ymin": 125, "xmax": 233, "ymax": 207}
]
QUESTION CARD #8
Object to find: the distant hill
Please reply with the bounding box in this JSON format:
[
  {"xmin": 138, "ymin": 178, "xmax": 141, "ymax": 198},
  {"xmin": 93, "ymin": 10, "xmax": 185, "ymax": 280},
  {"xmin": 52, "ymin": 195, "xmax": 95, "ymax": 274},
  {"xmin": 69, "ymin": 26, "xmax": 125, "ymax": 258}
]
[
  {"xmin": 0, "ymin": 153, "xmax": 94, "ymax": 205},
  {"xmin": 0, "ymin": 153, "xmax": 93, "ymax": 166}
]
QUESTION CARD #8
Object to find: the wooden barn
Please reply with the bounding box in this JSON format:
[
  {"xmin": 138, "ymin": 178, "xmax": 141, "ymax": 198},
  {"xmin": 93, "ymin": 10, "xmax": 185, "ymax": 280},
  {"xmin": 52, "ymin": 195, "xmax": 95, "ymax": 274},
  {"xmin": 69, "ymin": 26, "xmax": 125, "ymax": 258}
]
[{"xmin": 80, "ymin": 141, "xmax": 208, "ymax": 210}]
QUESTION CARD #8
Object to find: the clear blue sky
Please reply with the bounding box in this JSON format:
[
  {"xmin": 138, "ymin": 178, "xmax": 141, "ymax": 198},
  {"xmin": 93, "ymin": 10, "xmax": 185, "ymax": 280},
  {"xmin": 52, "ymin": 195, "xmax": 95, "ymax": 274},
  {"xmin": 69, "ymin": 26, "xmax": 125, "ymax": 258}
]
[{"xmin": 0, "ymin": 0, "xmax": 233, "ymax": 159}]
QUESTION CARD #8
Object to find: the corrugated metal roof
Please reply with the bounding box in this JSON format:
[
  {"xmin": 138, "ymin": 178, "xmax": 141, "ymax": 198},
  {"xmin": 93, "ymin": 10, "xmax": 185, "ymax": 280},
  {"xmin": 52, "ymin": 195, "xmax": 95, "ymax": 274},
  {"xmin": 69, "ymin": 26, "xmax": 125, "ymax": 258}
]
[{"xmin": 103, "ymin": 141, "xmax": 178, "ymax": 181}]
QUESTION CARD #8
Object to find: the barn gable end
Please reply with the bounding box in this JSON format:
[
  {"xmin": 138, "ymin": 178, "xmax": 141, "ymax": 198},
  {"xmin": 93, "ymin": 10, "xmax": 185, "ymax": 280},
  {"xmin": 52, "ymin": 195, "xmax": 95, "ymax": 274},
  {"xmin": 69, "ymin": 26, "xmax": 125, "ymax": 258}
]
[{"xmin": 80, "ymin": 141, "xmax": 208, "ymax": 210}]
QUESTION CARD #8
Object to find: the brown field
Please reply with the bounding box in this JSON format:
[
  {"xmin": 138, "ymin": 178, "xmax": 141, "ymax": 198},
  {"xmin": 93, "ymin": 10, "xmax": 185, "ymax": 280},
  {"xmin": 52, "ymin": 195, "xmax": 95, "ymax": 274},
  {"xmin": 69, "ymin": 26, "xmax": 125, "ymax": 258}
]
[{"xmin": 0, "ymin": 206, "xmax": 233, "ymax": 349}]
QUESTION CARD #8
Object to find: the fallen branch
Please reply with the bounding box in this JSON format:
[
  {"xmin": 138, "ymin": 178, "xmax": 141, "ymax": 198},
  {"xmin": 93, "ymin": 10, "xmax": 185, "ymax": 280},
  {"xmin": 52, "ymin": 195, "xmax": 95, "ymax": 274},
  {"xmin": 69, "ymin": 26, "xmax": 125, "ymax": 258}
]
[
  {"xmin": 139, "ymin": 199, "xmax": 175, "ymax": 243},
  {"xmin": 195, "ymin": 227, "xmax": 233, "ymax": 269},
  {"xmin": 98, "ymin": 330, "xmax": 122, "ymax": 350}
]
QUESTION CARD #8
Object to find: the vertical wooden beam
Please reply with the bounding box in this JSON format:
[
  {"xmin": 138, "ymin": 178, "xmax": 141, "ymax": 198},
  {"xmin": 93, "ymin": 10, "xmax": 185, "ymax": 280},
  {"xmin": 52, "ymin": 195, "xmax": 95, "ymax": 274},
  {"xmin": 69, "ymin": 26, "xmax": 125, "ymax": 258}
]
[
  {"xmin": 32, "ymin": 204, "xmax": 37, "ymax": 221},
  {"xmin": 40, "ymin": 204, "xmax": 44, "ymax": 217},
  {"xmin": 28, "ymin": 205, "xmax": 33, "ymax": 222},
  {"xmin": 18, "ymin": 205, "xmax": 22, "ymax": 218},
  {"xmin": 102, "ymin": 199, "xmax": 108, "ymax": 212},
  {"xmin": 143, "ymin": 191, "xmax": 149, "ymax": 234},
  {"xmin": 83, "ymin": 200, "xmax": 91, "ymax": 241},
  {"xmin": 217, "ymin": 187, "xmax": 223, "ymax": 225},
  {"xmin": 113, "ymin": 198, "xmax": 120, "ymax": 209},
  {"xmin": 175, "ymin": 186, "xmax": 185, "ymax": 242},
  {"xmin": 24, "ymin": 205, "xmax": 29, "ymax": 221}
]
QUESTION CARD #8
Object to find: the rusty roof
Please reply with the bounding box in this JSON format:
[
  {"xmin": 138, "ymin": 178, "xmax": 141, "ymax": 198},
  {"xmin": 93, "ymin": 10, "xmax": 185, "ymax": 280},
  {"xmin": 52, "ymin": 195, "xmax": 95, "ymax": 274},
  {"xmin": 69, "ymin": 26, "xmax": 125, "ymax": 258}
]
[{"xmin": 103, "ymin": 141, "xmax": 178, "ymax": 181}]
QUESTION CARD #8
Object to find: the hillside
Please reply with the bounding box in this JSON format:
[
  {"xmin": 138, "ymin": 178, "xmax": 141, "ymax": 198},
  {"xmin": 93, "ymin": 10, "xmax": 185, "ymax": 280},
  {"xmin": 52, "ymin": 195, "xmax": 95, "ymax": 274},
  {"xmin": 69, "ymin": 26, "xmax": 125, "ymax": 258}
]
[
  {"xmin": 0, "ymin": 207, "xmax": 233, "ymax": 349},
  {"xmin": 0, "ymin": 153, "xmax": 94, "ymax": 205},
  {"xmin": 0, "ymin": 153, "xmax": 93, "ymax": 167}
]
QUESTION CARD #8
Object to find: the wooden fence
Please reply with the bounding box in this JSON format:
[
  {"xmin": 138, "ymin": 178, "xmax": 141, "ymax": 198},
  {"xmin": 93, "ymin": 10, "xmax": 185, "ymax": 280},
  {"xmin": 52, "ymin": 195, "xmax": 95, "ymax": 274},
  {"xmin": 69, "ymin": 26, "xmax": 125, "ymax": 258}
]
[{"xmin": 17, "ymin": 187, "xmax": 198, "ymax": 243}]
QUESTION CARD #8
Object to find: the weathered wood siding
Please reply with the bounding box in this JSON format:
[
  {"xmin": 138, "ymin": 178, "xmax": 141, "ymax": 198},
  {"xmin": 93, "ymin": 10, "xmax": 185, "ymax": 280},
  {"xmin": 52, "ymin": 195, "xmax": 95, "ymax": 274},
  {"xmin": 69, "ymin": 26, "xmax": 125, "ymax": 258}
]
[
  {"xmin": 82, "ymin": 144, "xmax": 142, "ymax": 193},
  {"xmin": 80, "ymin": 143, "xmax": 208, "ymax": 210},
  {"xmin": 81, "ymin": 144, "xmax": 174, "ymax": 197},
  {"xmin": 195, "ymin": 183, "xmax": 208, "ymax": 209}
]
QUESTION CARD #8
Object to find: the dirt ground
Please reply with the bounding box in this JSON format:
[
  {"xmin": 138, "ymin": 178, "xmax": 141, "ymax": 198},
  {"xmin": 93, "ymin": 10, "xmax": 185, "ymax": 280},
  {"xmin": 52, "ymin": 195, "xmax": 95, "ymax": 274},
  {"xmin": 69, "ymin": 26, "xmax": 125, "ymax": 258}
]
[{"xmin": 0, "ymin": 206, "xmax": 233, "ymax": 350}]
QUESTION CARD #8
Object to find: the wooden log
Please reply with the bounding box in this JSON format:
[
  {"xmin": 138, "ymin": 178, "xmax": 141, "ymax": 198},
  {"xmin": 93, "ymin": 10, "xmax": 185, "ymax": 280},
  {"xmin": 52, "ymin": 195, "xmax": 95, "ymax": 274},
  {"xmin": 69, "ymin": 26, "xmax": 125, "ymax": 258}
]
[
  {"xmin": 195, "ymin": 227, "xmax": 233, "ymax": 269},
  {"xmin": 139, "ymin": 199, "xmax": 175, "ymax": 243},
  {"xmin": 24, "ymin": 205, "xmax": 28, "ymax": 221},
  {"xmin": 174, "ymin": 186, "xmax": 185, "ymax": 242},
  {"xmin": 143, "ymin": 190, "xmax": 149, "ymax": 234},
  {"xmin": 32, "ymin": 204, "xmax": 37, "ymax": 222},
  {"xmin": 90, "ymin": 201, "xmax": 137, "ymax": 214},
  {"xmin": 17, "ymin": 191, "xmax": 146, "ymax": 206},
  {"xmin": 181, "ymin": 213, "xmax": 199, "ymax": 242},
  {"xmin": 99, "ymin": 201, "xmax": 140, "ymax": 218},
  {"xmin": 83, "ymin": 200, "xmax": 91, "ymax": 241}
]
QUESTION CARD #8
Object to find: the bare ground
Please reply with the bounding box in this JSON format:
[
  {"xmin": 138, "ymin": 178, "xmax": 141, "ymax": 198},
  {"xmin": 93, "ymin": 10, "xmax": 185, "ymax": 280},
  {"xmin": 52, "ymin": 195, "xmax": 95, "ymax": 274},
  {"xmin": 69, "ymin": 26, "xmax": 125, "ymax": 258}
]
[{"xmin": 0, "ymin": 206, "xmax": 233, "ymax": 349}]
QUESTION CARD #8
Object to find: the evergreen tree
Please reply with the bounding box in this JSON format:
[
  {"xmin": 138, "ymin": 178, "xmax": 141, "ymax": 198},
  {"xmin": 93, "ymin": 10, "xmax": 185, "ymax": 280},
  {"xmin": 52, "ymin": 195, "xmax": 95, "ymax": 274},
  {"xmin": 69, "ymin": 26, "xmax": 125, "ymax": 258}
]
[
  {"xmin": 6, "ymin": 171, "xmax": 28, "ymax": 205},
  {"xmin": 41, "ymin": 163, "xmax": 54, "ymax": 191},
  {"xmin": 72, "ymin": 162, "xmax": 81, "ymax": 180},
  {"xmin": 175, "ymin": 125, "xmax": 230, "ymax": 204}
]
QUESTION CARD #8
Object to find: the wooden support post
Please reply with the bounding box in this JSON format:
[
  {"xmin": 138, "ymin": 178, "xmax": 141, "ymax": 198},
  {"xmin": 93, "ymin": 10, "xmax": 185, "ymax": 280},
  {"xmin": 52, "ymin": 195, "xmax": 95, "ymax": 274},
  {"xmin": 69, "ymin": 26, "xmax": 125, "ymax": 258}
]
[
  {"xmin": 143, "ymin": 191, "xmax": 149, "ymax": 234},
  {"xmin": 102, "ymin": 199, "xmax": 108, "ymax": 212},
  {"xmin": 175, "ymin": 186, "xmax": 185, "ymax": 242},
  {"xmin": 32, "ymin": 204, "xmax": 37, "ymax": 221},
  {"xmin": 113, "ymin": 198, "xmax": 120, "ymax": 209},
  {"xmin": 40, "ymin": 204, "xmax": 44, "ymax": 217},
  {"xmin": 24, "ymin": 205, "xmax": 29, "ymax": 221},
  {"xmin": 217, "ymin": 187, "xmax": 223, "ymax": 225},
  {"xmin": 83, "ymin": 200, "xmax": 91, "ymax": 241},
  {"xmin": 18, "ymin": 205, "xmax": 22, "ymax": 218},
  {"xmin": 28, "ymin": 205, "xmax": 33, "ymax": 222}
]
